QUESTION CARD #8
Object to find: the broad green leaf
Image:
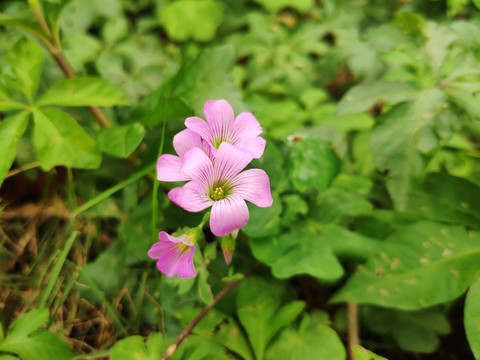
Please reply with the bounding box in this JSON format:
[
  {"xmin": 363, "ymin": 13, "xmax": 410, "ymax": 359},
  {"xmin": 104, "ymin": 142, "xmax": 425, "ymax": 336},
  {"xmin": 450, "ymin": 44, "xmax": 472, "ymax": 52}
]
[
  {"xmin": 198, "ymin": 269, "xmax": 214, "ymax": 305},
  {"xmin": 465, "ymin": 279, "xmax": 480, "ymax": 359},
  {"xmin": 0, "ymin": 84, "xmax": 28, "ymax": 111},
  {"xmin": 130, "ymin": 46, "xmax": 243, "ymax": 127},
  {"xmin": 110, "ymin": 334, "xmax": 164, "ymax": 360},
  {"xmin": 254, "ymin": 0, "xmax": 314, "ymax": 13},
  {"xmin": 362, "ymin": 306, "xmax": 450, "ymax": 353},
  {"xmin": 286, "ymin": 138, "xmax": 341, "ymax": 192},
  {"xmin": 33, "ymin": 108, "xmax": 102, "ymax": 170},
  {"xmin": 0, "ymin": 111, "xmax": 29, "ymax": 187},
  {"xmin": 408, "ymin": 172, "xmax": 480, "ymax": 230},
  {"xmin": 242, "ymin": 193, "xmax": 282, "ymax": 238},
  {"xmin": 353, "ymin": 346, "xmax": 388, "ymax": 360},
  {"xmin": 41, "ymin": 0, "xmax": 73, "ymax": 43},
  {"xmin": 6, "ymin": 38, "xmax": 44, "ymax": 101},
  {"xmin": 336, "ymin": 81, "xmax": 419, "ymax": 116},
  {"xmin": 371, "ymin": 90, "xmax": 445, "ymax": 211},
  {"xmin": 250, "ymin": 225, "xmax": 344, "ymax": 281},
  {"xmin": 37, "ymin": 77, "xmax": 129, "ymax": 107},
  {"xmin": 0, "ymin": 13, "xmax": 49, "ymax": 50},
  {"xmin": 236, "ymin": 277, "xmax": 305, "ymax": 360},
  {"xmin": 96, "ymin": 122, "xmax": 145, "ymax": 158},
  {"xmin": 280, "ymin": 193, "xmax": 308, "ymax": 226},
  {"xmin": 0, "ymin": 309, "xmax": 74, "ymax": 360},
  {"xmin": 160, "ymin": 0, "xmax": 223, "ymax": 42},
  {"xmin": 332, "ymin": 222, "xmax": 480, "ymax": 310},
  {"xmin": 265, "ymin": 313, "xmax": 346, "ymax": 360}
]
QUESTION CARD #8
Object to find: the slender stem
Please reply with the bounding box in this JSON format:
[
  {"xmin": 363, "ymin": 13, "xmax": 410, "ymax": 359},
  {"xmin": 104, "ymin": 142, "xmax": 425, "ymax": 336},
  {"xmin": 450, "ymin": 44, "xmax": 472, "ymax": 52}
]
[
  {"xmin": 28, "ymin": 0, "xmax": 112, "ymax": 128},
  {"xmin": 347, "ymin": 302, "xmax": 360, "ymax": 360},
  {"xmin": 71, "ymin": 164, "xmax": 155, "ymax": 218},
  {"xmin": 151, "ymin": 119, "xmax": 167, "ymax": 241},
  {"xmin": 5, "ymin": 161, "xmax": 41, "ymax": 179},
  {"xmin": 160, "ymin": 266, "xmax": 258, "ymax": 360}
]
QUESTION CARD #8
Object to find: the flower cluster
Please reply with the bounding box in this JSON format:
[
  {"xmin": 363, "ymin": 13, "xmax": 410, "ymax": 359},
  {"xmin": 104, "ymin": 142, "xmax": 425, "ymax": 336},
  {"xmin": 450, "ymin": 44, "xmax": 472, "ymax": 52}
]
[{"xmin": 149, "ymin": 100, "xmax": 273, "ymax": 277}]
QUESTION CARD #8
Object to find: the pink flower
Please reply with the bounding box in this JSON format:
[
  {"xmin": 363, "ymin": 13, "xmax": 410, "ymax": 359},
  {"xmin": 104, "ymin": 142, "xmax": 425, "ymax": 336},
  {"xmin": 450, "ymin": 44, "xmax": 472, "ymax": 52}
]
[
  {"xmin": 185, "ymin": 100, "xmax": 266, "ymax": 158},
  {"xmin": 156, "ymin": 129, "xmax": 212, "ymax": 182},
  {"xmin": 168, "ymin": 142, "xmax": 273, "ymax": 236},
  {"xmin": 148, "ymin": 232, "xmax": 196, "ymax": 278}
]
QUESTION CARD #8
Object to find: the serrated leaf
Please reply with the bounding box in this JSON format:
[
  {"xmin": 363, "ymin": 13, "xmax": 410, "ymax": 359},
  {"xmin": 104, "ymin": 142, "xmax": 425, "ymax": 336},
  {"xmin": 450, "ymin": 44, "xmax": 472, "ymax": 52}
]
[
  {"xmin": 160, "ymin": 0, "xmax": 223, "ymax": 42},
  {"xmin": 250, "ymin": 225, "xmax": 344, "ymax": 281},
  {"xmin": 287, "ymin": 138, "xmax": 341, "ymax": 192},
  {"xmin": 6, "ymin": 38, "xmax": 44, "ymax": 101},
  {"xmin": 37, "ymin": 77, "xmax": 129, "ymax": 107},
  {"xmin": 265, "ymin": 313, "xmax": 346, "ymax": 360},
  {"xmin": 96, "ymin": 122, "xmax": 145, "ymax": 158},
  {"xmin": 0, "ymin": 111, "xmax": 29, "ymax": 187},
  {"xmin": 236, "ymin": 277, "xmax": 305, "ymax": 360},
  {"xmin": 465, "ymin": 279, "xmax": 480, "ymax": 359},
  {"xmin": 332, "ymin": 222, "xmax": 480, "ymax": 310},
  {"xmin": 33, "ymin": 108, "xmax": 102, "ymax": 170}
]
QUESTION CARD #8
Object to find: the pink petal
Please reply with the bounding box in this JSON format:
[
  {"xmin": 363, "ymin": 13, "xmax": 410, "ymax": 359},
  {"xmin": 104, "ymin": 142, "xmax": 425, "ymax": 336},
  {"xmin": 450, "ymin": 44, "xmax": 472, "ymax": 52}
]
[
  {"xmin": 168, "ymin": 184, "xmax": 212, "ymax": 212},
  {"xmin": 232, "ymin": 169, "xmax": 273, "ymax": 207},
  {"xmin": 148, "ymin": 240, "xmax": 176, "ymax": 259},
  {"xmin": 229, "ymin": 112, "xmax": 263, "ymax": 144},
  {"xmin": 157, "ymin": 154, "xmax": 189, "ymax": 182},
  {"xmin": 210, "ymin": 196, "xmax": 249, "ymax": 236},
  {"xmin": 158, "ymin": 231, "xmax": 183, "ymax": 244},
  {"xmin": 173, "ymin": 129, "xmax": 202, "ymax": 157},
  {"xmin": 203, "ymin": 100, "xmax": 234, "ymax": 143},
  {"xmin": 181, "ymin": 148, "xmax": 214, "ymax": 189},
  {"xmin": 237, "ymin": 136, "xmax": 266, "ymax": 158},
  {"xmin": 185, "ymin": 116, "xmax": 211, "ymax": 143},
  {"xmin": 213, "ymin": 142, "xmax": 254, "ymax": 183},
  {"xmin": 176, "ymin": 247, "xmax": 196, "ymax": 278}
]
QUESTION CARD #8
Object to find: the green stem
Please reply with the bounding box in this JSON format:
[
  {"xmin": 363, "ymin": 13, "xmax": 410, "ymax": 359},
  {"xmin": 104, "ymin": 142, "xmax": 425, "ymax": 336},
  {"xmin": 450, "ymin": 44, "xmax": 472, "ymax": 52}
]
[
  {"xmin": 151, "ymin": 119, "xmax": 167, "ymax": 241},
  {"xmin": 37, "ymin": 231, "xmax": 78, "ymax": 308},
  {"xmin": 71, "ymin": 164, "xmax": 155, "ymax": 218}
]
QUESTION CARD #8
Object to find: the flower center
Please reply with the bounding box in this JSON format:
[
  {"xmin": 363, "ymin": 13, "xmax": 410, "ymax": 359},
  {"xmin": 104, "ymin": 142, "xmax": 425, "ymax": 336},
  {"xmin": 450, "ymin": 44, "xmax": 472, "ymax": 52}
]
[
  {"xmin": 212, "ymin": 137, "xmax": 225, "ymax": 149},
  {"xmin": 210, "ymin": 186, "xmax": 227, "ymax": 201},
  {"xmin": 177, "ymin": 243, "xmax": 190, "ymax": 252}
]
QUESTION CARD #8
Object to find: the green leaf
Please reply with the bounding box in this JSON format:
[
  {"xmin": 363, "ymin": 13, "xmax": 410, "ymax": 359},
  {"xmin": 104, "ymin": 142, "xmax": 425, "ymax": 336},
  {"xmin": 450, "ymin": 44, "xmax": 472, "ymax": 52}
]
[
  {"xmin": 242, "ymin": 193, "xmax": 282, "ymax": 238},
  {"xmin": 408, "ymin": 172, "xmax": 480, "ymax": 229},
  {"xmin": 236, "ymin": 277, "xmax": 305, "ymax": 360},
  {"xmin": 265, "ymin": 313, "xmax": 346, "ymax": 360},
  {"xmin": 110, "ymin": 336, "xmax": 148, "ymax": 360},
  {"xmin": 336, "ymin": 81, "xmax": 419, "ymax": 116},
  {"xmin": 130, "ymin": 45, "xmax": 244, "ymax": 127},
  {"xmin": 198, "ymin": 270, "xmax": 214, "ymax": 305},
  {"xmin": 250, "ymin": 225, "xmax": 344, "ymax": 281},
  {"xmin": 0, "ymin": 84, "xmax": 28, "ymax": 111},
  {"xmin": 0, "ymin": 13, "xmax": 50, "ymax": 50},
  {"xmin": 33, "ymin": 108, "xmax": 102, "ymax": 170},
  {"xmin": 96, "ymin": 122, "xmax": 145, "ymax": 158},
  {"xmin": 160, "ymin": 0, "xmax": 223, "ymax": 42},
  {"xmin": 253, "ymin": 0, "xmax": 314, "ymax": 13},
  {"xmin": 353, "ymin": 346, "xmax": 388, "ymax": 360},
  {"xmin": 332, "ymin": 222, "xmax": 480, "ymax": 310},
  {"xmin": 287, "ymin": 138, "xmax": 341, "ymax": 192},
  {"xmin": 0, "ymin": 309, "xmax": 74, "ymax": 360},
  {"xmin": 6, "ymin": 38, "xmax": 44, "ymax": 102},
  {"xmin": 465, "ymin": 279, "xmax": 480, "ymax": 359},
  {"xmin": 0, "ymin": 111, "xmax": 29, "ymax": 187},
  {"xmin": 371, "ymin": 90, "xmax": 445, "ymax": 211},
  {"xmin": 37, "ymin": 77, "xmax": 129, "ymax": 107},
  {"xmin": 362, "ymin": 306, "xmax": 450, "ymax": 353}
]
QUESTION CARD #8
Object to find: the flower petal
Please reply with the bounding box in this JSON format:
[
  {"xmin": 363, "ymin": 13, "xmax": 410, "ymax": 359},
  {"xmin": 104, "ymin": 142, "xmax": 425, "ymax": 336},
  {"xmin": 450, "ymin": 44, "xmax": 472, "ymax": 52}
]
[
  {"xmin": 173, "ymin": 129, "xmax": 202, "ymax": 157},
  {"xmin": 210, "ymin": 196, "xmax": 249, "ymax": 236},
  {"xmin": 181, "ymin": 147, "xmax": 214, "ymax": 189},
  {"xmin": 158, "ymin": 231, "xmax": 183, "ymax": 244},
  {"xmin": 203, "ymin": 100, "xmax": 235, "ymax": 142},
  {"xmin": 237, "ymin": 136, "xmax": 266, "ymax": 158},
  {"xmin": 157, "ymin": 154, "xmax": 189, "ymax": 182},
  {"xmin": 168, "ymin": 184, "xmax": 212, "ymax": 212},
  {"xmin": 176, "ymin": 247, "xmax": 196, "ymax": 278},
  {"xmin": 232, "ymin": 169, "xmax": 273, "ymax": 207},
  {"xmin": 213, "ymin": 142, "xmax": 254, "ymax": 183},
  {"xmin": 229, "ymin": 112, "xmax": 263, "ymax": 144},
  {"xmin": 185, "ymin": 116, "xmax": 211, "ymax": 142}
]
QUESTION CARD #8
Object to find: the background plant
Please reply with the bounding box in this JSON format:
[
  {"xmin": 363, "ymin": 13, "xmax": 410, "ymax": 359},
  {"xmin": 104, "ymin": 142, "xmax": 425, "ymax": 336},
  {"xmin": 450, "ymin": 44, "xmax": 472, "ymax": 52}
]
[{"xmin": 2, "ymin": 0, "xmax": 480, "ymax": 359}]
